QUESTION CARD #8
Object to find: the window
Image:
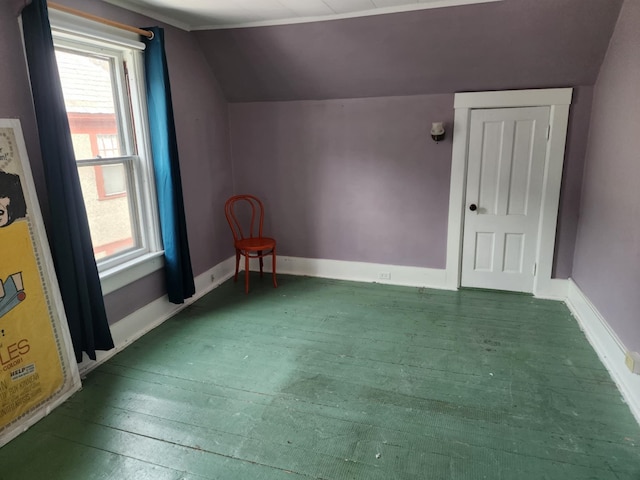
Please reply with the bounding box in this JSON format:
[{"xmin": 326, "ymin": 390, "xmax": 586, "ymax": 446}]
[
  {"xmin": 50, "ymin": 13, "xmax": 163, "ymax": 292},
  {"xmin": 96, "ymin": 134, "xmax": 119, "ymax": 158}
]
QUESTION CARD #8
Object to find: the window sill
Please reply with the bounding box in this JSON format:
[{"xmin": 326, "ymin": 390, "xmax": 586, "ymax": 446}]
[{"xmin": 100, "ymin": 251, "xmax": 165, "ymax": 295}]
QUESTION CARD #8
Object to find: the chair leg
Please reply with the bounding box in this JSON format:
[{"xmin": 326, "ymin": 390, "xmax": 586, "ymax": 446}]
[
  {"xmin": 234, "ymin": 250, "xmax": 240, "ymax": 282},
  {"xmin": 259, "ymin": 250, "xmax": 264, "ymax": 277},
  {"xmin": 245, "ymin": 254, "xmax": 250, "ymax": 294},
  {"xmin": 272, "ymin": 248, "xmax": 277, "ymax": 288}
]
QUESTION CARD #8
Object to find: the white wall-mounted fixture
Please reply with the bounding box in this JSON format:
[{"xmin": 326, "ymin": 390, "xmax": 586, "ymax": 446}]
[{"xmin": 431, "ymin": 122, "xmax": 445, "ymax": 142}]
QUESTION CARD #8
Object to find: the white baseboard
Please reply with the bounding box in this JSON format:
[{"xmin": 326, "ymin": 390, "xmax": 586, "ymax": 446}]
[
  {"xmin": 534, "ymin": 278, "xmax": 569, "ymax": 300},
  {"xmin": 246, "ymin": 256, "xmax": 575, "ymax": 300},
  {"xmin": 248, "ymin": 255, "xmax": 451, "ymax": 290},
  {"xmin": 77, "ymin": 256, "xmax": 236, "ymax": 376},
  {"xmin": 565, "ymin": 279, "xmax": 640, "ymax": 424}
]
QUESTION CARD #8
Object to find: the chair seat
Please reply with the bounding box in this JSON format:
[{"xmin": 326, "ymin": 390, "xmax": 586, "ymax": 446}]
[{"xmin": 235, "ymin": 237, "xmax": 276, "ymax": 251}]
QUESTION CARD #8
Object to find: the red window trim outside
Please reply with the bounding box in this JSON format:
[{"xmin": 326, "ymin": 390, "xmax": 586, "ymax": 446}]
[{"xmin": 67, "ymin": 112, "xmax": 126, "ymax": 200}]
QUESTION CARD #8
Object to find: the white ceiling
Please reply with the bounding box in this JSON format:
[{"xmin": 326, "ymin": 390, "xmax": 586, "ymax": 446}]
[{"xmin": 103, "ymin": 0, "xmax": 502, "ymax": 30}]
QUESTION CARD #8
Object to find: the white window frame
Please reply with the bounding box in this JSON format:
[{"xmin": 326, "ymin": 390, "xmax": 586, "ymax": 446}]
[{"xmin": 49, "ymin": 10, "xmax": 164, "ymax": 295}]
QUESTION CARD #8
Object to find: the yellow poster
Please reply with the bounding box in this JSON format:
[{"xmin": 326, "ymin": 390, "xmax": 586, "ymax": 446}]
[{"xmin": 0, "ymin": 121, "xmax": 79, "ymax": 445}]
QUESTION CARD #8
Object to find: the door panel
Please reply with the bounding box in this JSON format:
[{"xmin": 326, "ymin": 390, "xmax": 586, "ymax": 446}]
[
  {"xmin": 461, "ymin": 107, "xmax": 549, "ymax": 292},
  {"xmin": 474, "ymin": 232, "xmax": 495, "ymax": 271},
  {"xmin": 508, "ymin": 120, "xmax": 536, "ymax": 215},
  {"xmin": 477, "ymin": 120, "xmax": 506, "ymax": 216},
  {"xmin": 503, "ymin": 233, "xmax": 524, "ymax": 273}
]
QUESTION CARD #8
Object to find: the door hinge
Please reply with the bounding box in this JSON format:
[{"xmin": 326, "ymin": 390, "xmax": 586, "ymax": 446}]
[
  {"xmin": 546, "ymin": 125, "xmax": 550, "ymax": 141},
  {"xmin": 533, "ymin": 263, "xmax": 537, "ymax": 276}
]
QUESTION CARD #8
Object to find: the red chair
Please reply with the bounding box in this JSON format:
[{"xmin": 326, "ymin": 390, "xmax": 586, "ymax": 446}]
[{"xmin": 224, "ymin": 195, "xmax": 277, "ymax": 294}]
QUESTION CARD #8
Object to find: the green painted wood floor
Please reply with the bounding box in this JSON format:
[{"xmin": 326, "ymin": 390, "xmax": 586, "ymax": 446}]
[{"xmin": 2, "ymin": 275, "xmax": 640, "ymax": 479}]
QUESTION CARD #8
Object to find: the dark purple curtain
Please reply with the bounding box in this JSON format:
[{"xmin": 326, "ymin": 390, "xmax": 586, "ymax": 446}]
[{"xmin": 22, "ymin": 0, "xmax": 114, "ymax": 361}]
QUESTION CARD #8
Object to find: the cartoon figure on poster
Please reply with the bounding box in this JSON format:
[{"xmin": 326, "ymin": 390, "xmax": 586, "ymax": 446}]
[
  {"xmin": 0, "ymin": 124, "xmax": 79, "ymax": 444},
  {"xmin": 0, "ymin": 170, "xmax": 27, "ymax": 227},
  {"xmin": 0, "ymin": 172, "xmax": 27, "ymax": 320}
]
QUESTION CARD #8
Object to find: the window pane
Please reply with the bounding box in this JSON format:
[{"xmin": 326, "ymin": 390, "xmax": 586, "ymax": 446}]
[
  {"xmin": 55, "ymin": 50, "xmax": 123, "ymax": 160},
  {"xmin": 97, "ymin": 134, "xmax": 119, "ymax": 158},
  {"xmin": 101, "ymin": 164, "xmax": 127, "ymax": 196},
  {"xmin": 77, "ymin": 163, "xmax": 137, "ymax": 260}
]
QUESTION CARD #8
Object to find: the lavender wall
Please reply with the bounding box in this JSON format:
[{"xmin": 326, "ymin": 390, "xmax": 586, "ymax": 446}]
[
  {"xmin": 202, "ymin": 0, "xmax": 613, "ymax": 278},
  {"xmin": 196, "ymin": 0, "xmax": 621, "ymax": 102},
  {"xmin": 230, "ymin": 95, "xmax": 453, "ymax": 268},
  {"xmin": 3, "ymin": 1, "xmax": 234, "ymax": 324},
  {"xmin": 1, "ymin": 0, "xmax": 618, "ymax": 328},
  {"xmin": 230, "ymin": 92, "xmax": 593, "ymax": 274},
  {"xmin": 572, "ymin": 0, "xmax": 640, "ymax": 350},
  {"xmin": 553, "ymin": 86, "xmax": 594, "ymax": 278}
]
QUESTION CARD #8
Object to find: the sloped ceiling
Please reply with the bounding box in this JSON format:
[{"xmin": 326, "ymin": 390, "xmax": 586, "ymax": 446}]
[{"xmin": 194, "ymin": 0, "xmax": 622, "ymax": 102}]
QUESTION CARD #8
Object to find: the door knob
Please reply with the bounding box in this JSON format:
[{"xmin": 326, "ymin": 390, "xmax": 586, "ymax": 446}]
[{"xmin": 469, "ymin": 204, "xmax": 477, "ymax": 211}]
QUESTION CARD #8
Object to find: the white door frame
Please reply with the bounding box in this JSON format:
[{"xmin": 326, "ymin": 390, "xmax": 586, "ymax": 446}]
[{"xmin": 444, "ymin": 88, "xmax": 573, "ymax": 298}]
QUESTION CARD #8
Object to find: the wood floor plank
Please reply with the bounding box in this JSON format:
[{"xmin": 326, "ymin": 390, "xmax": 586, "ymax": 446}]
[
  {"xmin": 118, "ymin": 320, "xmax": 616, "ymax": 393},
  {"xmin": 65, "ymin": 367, "xmax": 636, "ymax": 459},
  {"xmin": 1, "ymin": 276, "xmax": 639, "ymax": 479},
  {"xmin": 0, "ymin": 420, "xmax": 204, "ymax": 480},
  {"xmin": 122, "ymin": 308, "xmax": 612, "ymax": 385},
  {"xmin": 54, "ymin": 381, "xmax": 632, "ymax": 478},
  {"xmin": 106, "ymin": 339, "xmax": 629, "ymax": 438}
]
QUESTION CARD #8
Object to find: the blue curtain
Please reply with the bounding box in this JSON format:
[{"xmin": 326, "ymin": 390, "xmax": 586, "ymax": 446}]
[
  {"xmin": 142, "ymin": 27, "xmax": 195, "ymax": 304},
  {"xmin": 22, "ymin": 0, "xmax": 114, "ymax": 362}
]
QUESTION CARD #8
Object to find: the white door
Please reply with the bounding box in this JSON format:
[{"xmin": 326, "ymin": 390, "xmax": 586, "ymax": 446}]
[{"xmin": 461, "ymin": 106, "xmax": 550, "ymax": 293}]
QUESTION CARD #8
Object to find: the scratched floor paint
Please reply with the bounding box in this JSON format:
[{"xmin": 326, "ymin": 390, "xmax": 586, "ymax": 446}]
[{"xmin": 1, "ymin": 275, "xmax": 639, "ymax": 479}]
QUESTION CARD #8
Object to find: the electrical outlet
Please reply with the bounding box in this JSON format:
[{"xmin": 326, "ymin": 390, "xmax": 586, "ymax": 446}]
[
  {"xmin": 378, "ymin": 272, "xmax": 391, "ymax": 280},
  {"xmin": 625, "ymin": 351, "xmax": 640, "ymax": 374}
]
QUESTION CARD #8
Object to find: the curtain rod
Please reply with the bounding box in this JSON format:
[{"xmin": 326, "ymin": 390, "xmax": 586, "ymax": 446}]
[{"xmin": 47, "ymin": 2, "xmax": 154, "ymax": 39}]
